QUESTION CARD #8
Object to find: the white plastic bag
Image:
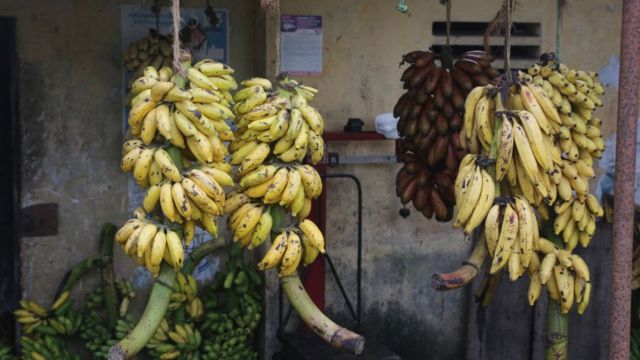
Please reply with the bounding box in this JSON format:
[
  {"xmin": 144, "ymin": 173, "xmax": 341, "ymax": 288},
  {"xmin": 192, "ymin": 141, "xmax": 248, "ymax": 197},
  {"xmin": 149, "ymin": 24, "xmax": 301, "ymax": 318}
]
[{"xmin": 375, "ymin": 112, "xmax": 400, "ymax": 139}]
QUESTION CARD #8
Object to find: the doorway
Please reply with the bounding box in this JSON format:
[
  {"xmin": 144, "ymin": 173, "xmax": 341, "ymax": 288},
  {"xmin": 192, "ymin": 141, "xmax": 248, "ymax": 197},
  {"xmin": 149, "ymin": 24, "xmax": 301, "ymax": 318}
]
[{"xmin": 0, "ymin": 16, "xmax": 20, "ymax": 345}]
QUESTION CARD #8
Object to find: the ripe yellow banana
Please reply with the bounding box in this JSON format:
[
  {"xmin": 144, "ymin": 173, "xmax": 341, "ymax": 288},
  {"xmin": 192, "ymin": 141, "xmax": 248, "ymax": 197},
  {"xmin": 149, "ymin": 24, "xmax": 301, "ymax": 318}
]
[
  {"xmin": 136, "ymin": 223, "xmax": 158, "ymax": 257},
  {"xmin": 495, "ymin": 117, "xmax": 513, "ymax": 182},
  {"xmin": 115, "ymin": 219, "xmax": 144, "ymax": 244},
  {"xmin": 263, "ymin": 168, "xmax": 289, "ymax": 204},
  {"xmin": 280, "ymin": 231, "xmax": 302, "ymax": 277},
  {"xmin": 464, "ymin": 169, "xmax": 496, "ymax": 235},
  {"xmin": 171, "ymin": 182, "xmax": 192, "ymax": 219},
  {"xmin": 484, "ymin": 204, "xmax": 501, "ymax": 256},
  {"xmin": 154, "ymin": 148, "xmax": 182, "ymax": 182},
  {"xmin": 280, "ymin": 169, "xmax": 302, "ymax": 206},
  {"xmin": 166, "ymin": 230, "xmax": 184, "ymax": 270},
  {"xmin": 299, "ymin": 219, "xmax": 325, "ymax": 253},
  {"xmin": 249, "ymin": 210, "xmax": 273, "ymax": 249},
  {"xmin": 258, "ymin": 231, "xmax": 288, "ymax": 270},
  {"xmin": 490, "ymin": 203, "xmax": 519, "ymax": 274},
  {"xmin": 181, "ymin": 178, "xmax": 219, "ymax": 214},
  {"xmin": 238, "ymin": 143, "xmax": 270, "ymax": 175},
  {"xmin": 463, "ymin": 86, "xmax": 486, "ymax": 138}
]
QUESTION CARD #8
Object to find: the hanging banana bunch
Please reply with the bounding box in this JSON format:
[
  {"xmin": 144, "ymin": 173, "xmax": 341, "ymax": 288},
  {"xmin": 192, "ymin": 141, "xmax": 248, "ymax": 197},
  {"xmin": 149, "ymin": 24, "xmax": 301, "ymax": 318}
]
[
  {"xmin": 453, "ymin": 52, "xmax": 605, "ymax": 314},
  {"xmin": 394, "ymin": 49, "xmax": 500, "ymax": 221},
  {"xmin": 116, "ymin": 59, "xmax": 237, "ymax": 275},
  {"xmin": 225, "ymin": 76, "xmax": 326, "ymax": 277}
]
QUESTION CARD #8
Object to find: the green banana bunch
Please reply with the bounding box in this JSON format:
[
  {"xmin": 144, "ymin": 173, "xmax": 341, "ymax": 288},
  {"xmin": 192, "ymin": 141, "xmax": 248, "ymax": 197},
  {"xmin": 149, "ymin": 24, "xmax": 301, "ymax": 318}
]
[
  {"xmin": 147, "ymin": 322, "xmax": 202, "ymax": 360},
  {"xmin": 123, "ymin": 32, "xmax": 173, "ymax": 78},
  {"xmin": 199, "ymin": 246, "xmax": 261, "ymax": 360},
  {"xmin": 0, "ymin": 341, "xmax": 16, "ymax": 360},
  {"xmin": 20, "ymin": 335, "xmax": 80, "ymax": 360}
]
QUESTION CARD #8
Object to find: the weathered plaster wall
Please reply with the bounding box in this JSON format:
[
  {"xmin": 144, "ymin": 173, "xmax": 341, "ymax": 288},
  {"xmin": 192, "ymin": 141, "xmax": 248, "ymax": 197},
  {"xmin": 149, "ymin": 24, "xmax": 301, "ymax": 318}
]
[{"xmin": 0, "ymin": 0, "xmax": 259, "ymax": 304}]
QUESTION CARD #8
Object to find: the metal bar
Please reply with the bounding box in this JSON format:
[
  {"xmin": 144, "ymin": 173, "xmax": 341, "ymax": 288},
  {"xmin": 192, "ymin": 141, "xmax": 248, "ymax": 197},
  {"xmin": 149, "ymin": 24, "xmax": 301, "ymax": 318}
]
[
  {"xmin": 324, "ymin": 253, "xmax": 358, "ymax": 321},
  {"xmin": 327, "ymin": 153, "xmax": 397, "ymax": 165},
  {"xmin": 324, "ymin": 174, "xmax": 363, "ymax": 325},
  {"xmin": 610, "ymin": 1, "xmax": 640, "ymax": 358}
]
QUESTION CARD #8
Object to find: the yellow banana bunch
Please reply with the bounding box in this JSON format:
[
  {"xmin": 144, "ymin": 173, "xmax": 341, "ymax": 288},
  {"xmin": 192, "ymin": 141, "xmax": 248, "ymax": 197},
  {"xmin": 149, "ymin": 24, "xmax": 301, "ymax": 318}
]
[
  {"xmin": 114, "ymin": 218, "xmax": 185, "ymax": 274},
  {"xmin": 257, "ymin": 222, "xmax": 324, "ymax": 276},
  {"xmin": 451, "ymin": 54, "xmax": 605, "ymax": 315},
  {"xmin": 526, "ymin": 57, "xmax": 605, "ymax": 159},
  {"xmin": 232, "ymin": 78, "xmax": 325, "ymax": 165},
  {"xmin": 451, "ymin": 154, "xmax": 496, "ymax": 234}
]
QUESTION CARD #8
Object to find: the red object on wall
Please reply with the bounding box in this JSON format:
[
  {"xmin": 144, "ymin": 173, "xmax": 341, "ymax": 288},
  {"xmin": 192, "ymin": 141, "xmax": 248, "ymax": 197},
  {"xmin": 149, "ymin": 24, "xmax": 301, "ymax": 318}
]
[{"xmin": 302, "ymin": 131, "xmax": 388, "ymax": 310}]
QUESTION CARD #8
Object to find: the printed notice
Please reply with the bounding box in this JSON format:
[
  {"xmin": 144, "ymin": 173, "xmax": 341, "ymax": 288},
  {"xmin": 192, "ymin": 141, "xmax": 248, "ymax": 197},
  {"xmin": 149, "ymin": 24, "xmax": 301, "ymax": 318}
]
[{"xmin": 280, "ymin": 15, "xmax": 323, "ymax": 75}]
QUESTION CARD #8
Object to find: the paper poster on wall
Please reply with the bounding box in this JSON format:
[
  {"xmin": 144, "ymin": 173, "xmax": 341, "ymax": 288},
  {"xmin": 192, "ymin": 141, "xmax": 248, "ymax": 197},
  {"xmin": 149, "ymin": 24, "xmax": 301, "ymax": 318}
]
[
  {"xmin": 280, "ymin": 15, "xmax": 323, "ymax": 75},
  {"xmin": 120, "ymin": 5, "xmax": 229, "ymax": 284}
]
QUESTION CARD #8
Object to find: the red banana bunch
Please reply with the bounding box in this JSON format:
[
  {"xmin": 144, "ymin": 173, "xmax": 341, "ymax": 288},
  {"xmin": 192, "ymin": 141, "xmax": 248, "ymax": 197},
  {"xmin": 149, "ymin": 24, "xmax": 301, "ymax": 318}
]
[{"xmin": 394, "ymin": 49, "xmax": 500, "ymax": 221}]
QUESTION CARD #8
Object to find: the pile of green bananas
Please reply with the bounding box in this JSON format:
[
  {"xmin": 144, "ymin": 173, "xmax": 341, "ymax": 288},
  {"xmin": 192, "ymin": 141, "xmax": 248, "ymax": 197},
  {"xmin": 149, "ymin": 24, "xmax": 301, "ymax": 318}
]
[
  {"xmin": 10, "ymin": 291, "xmax": 82, "ymax": 360},
  {"xmin": 0, "ymin": 341, "xmax": 15, "ymax": 360},
  {"xmin": 14, "ymin": 292, "xmax": 81, "ymax": 337},
  {"xmin": 224, "ymin": 76, "xmax": 326, "ymax": 277},
  {"xmin": 79, "ymin": 280, "xmax": 136, "ymax": 359},
  {"xmin": 147, "ymin": 320, "xmax": 202, "ymax": 360},
  {"xmin": 167, "ymin": 273, "xmax": 205, "ymax": 321},
  {"xmin": 123, "ymin": 31, "xmax": 173, "ymax": 78},
  {"xmin": 200, "ymin": 245, "xmax": 261, "ymax": 360},
  {"xmin": 454, "ymin": 53, "xmax": 605, "ymax": 314},
  {"xmin": 116, "ymin": 60, "xmax": 237, "ymax": 274},
  {"xmin": 20, "ymin": 335, "xmax": 79, "ymax": 360},
  {"xmin": 146, "ymin": 245, "xmax": 261, "ymax": 360}
]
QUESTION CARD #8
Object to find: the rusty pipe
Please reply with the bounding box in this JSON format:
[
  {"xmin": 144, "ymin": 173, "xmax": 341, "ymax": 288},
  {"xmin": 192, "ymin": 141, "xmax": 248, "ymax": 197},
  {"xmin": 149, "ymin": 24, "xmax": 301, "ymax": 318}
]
[{"xmin": 610, "ymin": 0, "xmax": 640, "ymax": 358}]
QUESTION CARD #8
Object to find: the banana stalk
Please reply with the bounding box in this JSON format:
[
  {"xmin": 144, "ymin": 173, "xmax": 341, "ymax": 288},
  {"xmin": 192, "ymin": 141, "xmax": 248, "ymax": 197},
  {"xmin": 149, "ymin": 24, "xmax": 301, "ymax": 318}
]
[
  {"xmin": 546, "ymin": 300, "xmax": 568, "ymax": 360},
  {"xmin": 542, "ymin": 219, "xmax": 569, "ymax": 360},
  {"xmin": 99, "ymin": 223, "xmax": 119, "ymax": 330},
  {"xmin": 183, "ymin": 236, "xmax": 227, "ymax": 274},
  {"xmin": 55, "ymin": 255, "xmax": 104, "ymax": 296},
  {"xmin": 432, "ymin": 235, "xmax": 487, "ymax": 290},
  {"xmin": 109, "ymin": 264, "xmax": 176, "ymax": 359},
  {"xmin": 281, "ymin": 274, "xmax": 365, "ymax": 355}
]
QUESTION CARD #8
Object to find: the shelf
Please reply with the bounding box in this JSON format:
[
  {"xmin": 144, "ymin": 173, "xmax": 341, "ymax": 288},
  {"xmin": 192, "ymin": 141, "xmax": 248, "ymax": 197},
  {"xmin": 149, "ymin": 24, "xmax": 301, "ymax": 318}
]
[{"xmin": 323, "ymin": 131, "xmax": 389, "ymax": 142}]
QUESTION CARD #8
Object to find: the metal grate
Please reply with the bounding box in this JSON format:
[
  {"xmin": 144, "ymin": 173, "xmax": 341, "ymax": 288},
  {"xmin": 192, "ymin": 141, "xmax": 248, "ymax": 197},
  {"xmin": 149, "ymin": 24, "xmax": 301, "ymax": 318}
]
[{"xmin": 431, "ymin": 21, "xmax": 542, "ymax": 70}]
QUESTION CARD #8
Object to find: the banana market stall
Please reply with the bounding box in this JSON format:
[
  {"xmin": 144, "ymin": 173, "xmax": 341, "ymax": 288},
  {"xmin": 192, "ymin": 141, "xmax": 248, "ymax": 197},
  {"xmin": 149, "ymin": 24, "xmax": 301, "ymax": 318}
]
[{"xmin": 0, "ymin": 0, "xmax": 638, "ymax": 360}]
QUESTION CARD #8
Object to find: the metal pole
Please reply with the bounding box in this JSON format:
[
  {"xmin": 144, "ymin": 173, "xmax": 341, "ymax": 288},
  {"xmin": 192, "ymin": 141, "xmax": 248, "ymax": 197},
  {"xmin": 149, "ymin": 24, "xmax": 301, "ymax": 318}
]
[{"xmin": 610, "ymin": 0, "xmax": 640, "ymax": 358}]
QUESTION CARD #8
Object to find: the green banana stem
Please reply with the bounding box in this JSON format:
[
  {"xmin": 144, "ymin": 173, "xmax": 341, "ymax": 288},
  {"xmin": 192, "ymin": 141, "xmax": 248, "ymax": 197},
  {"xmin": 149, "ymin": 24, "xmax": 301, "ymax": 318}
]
[
  {"xmin": 54, "ymin": 255, "xmax": 104, "ymax": 299},
  {"xmin": 166, "ymin": 146, "xmax": 185, "ymax": 172},
  {"xmin": 546, "ymin": 299, "xmax": 569, "ymax": 360},
  {"xmin": 281, "ymin": 275, "xmax": 365, "ymax": 355},
  {"xmin": 542, "ymin": 215, "xmax": 569, "ymax": 360},
  {"xmin": 99, "ymin": 223, "xmax": 119, "ymax": 330},
  {"xmin": 183, "ymin": 237, "xmax": 228, "ymax": 274},
  {"xmin": 109, "ymin": 264, "xmax": 176, "ymax": 359}
]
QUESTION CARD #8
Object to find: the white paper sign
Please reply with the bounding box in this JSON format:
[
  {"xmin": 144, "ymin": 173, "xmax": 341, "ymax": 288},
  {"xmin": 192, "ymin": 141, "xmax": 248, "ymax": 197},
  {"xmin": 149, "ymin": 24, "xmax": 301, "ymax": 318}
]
[{"xmin": 280, "ymin": 15, "xmax": 323, "ymax": 75}]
